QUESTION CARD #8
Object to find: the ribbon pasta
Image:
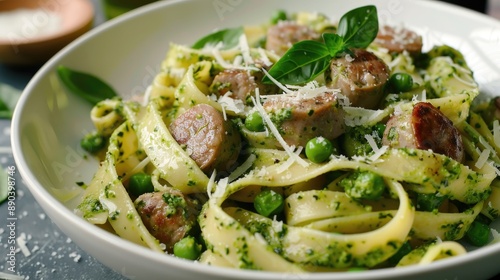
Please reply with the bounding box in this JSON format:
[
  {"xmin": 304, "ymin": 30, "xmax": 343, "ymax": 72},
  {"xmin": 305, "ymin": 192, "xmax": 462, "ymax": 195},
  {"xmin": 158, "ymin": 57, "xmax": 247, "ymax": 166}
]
[{"xmin": 74, "ymin": 9, "xmax": 500, "ymax": 274}]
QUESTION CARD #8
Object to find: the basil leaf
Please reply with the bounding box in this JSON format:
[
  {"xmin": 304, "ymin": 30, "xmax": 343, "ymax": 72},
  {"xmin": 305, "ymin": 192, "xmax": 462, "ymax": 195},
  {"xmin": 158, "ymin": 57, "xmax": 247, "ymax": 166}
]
[
  {"xmin": 337, "ymin": 5, "xmax": 378, "ymax": 49},
  {"xmin": 0, "ymin": 83, "xmax": 22, "ymax": 119},
  {"xmin": 192, "ymin": 27, "xmax": 244, "ymax": 50},
  {"xmin": 264, "ymin": 40, "xmax": 331, "ymax": 85},
  {"xmin": 57, "ymin": 65, "xmax": 118, "ymax": 105},
  {"xmin": 323, "ymin": 33, "xmax": 345, "ymax": 57}
]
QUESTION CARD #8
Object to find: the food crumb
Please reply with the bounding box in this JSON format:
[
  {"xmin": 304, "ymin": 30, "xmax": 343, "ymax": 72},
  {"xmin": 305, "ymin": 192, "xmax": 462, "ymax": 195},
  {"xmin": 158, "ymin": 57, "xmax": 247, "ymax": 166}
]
[{"xmin": 69, "ymin": 251, "xmax": 81, "ymax": 263}]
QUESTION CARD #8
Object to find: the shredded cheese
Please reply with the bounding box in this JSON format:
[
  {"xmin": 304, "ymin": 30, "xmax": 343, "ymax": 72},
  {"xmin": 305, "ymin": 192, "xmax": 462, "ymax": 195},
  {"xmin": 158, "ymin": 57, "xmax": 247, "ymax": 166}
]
[
  {"xmin": 16, "ymin": 233, "xmax": 31, "ymax": 257},
  {"xmin": 276, "ymin": 146, "xmax": 304, "ymax": 174},
  {"xmin": 211, "ymin": 48, "xmax": 259, "ymax": 71},
  {"xmin": 213, "ymin": 177, "xmax": 228, "ymax": 199},
  {"xmin": 344, "ymin": 107, "xmax": 387, "ymax": 127},
  {"xmin": 493, "ymin": 120, "xmax": 500, "ymax": 149},
  {"xmin": 238, "ymin": 34, "xmax": 254, "ymax": 66},
  {"xmin": 124, "ymin": 157, "xmax": 151, "ymax": 181},
  {"xmin": 364, "ymin": 134, "xmax": 388, "ymax": 162},
  {"xmin": 206, "ymin": 170, "xmax": 217, "ymax": 199},
  {"xmin": 452, "ymin": 72, "xmax": 477, "ymax": 88},
  {"xmin": 251, "ymin": 90, "xmax": 309, "ymax": 167},
  {"xmin": 261, "ymin": 69, "xmax": 295, "ymax": 95},
  {"xmin": 475, "ymin": 149, "xmax": 490, "ymax": 169},
  {"xmin": 228, "ymin": 154, "xmax": 256, "ymax": 182},
  {"xmin": 217, "ymin": 92, "xmax": 246, "ymax": 117},
  {"xmin": 257, "ymin": 48, "xmax": 272, "ymax": 66}
]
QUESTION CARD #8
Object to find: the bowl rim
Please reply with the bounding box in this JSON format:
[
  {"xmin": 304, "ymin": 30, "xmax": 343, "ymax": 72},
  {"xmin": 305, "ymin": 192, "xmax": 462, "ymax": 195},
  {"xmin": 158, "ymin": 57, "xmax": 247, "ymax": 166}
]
[{"xmin": 10, "ymin": 0, "xmax": 500, "ymax": 279}]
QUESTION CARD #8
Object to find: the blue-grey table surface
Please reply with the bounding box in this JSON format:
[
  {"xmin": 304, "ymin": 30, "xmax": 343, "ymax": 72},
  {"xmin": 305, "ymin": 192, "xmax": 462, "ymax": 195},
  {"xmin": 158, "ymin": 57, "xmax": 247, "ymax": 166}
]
[{"xmin": 1, "ymin": 0, "xmax": 500, "ymax": 279}]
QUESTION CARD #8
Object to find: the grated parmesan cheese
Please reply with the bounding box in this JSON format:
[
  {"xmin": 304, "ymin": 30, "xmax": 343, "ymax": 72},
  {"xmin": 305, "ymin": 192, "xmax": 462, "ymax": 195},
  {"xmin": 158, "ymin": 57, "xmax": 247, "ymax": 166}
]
[
  {"xmin": 493, "ymin": 120, "xmax": 500, "ymax": 149},
  {"xmin": 211, "ymin": 48, "xmax": 259, "ymax": 71},
  {"xmin": 238, "ymin": 34, "xmax": 254, "ymax": 66},
  {"xmin": 217, "ymin": 92, "xmax": 246, "ymax": 118},
  {"xmin": 206, "ymin": 170, "xmax": 217, "ymax": 199},
  {"xmin": 251, "ymin": 90, "xmax": 309, "ymax": 167},
  {"xmin": 257, "ymin": 48, "xmax": 272, "ymax": 66},
  {"xmin": 228, "ymin": 154, "xmax": 256, "ymax": 182},
  {"xmin": 17, "ymin": 233, "xmax": 31, "ymax": 257},
  {"xmin": 213, "ymin": 177, "xmax": 228, "ymax": 199},
  {"xmin": 364, "ymin": 134, "xmax": 388, "ymax": 162},
  {"xmin": 344, "ymin": 107, "xmax": 387, "ymax": 127},
  {"xmin": 475, "ymin": 149, "xmax": 490, "ymax": 169},
  {"xmin": 276, "ymin": 146, "xmax": 303, "ymax": 174},
  {"xmin": 124, "ymin": 157, "xmax": 151, "ymax": 181},
  {"xmin": 261, "ymin": 69, "xmax": 295, "ymax": 95},
  {"xmin": 99, "ymin": 196, "xmax": 117, "ymax": 214}
]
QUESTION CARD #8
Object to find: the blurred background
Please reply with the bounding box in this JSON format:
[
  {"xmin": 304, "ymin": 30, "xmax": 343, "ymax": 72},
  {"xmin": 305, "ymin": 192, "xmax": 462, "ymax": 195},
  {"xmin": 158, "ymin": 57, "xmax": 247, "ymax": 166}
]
[{"xmin": 489, "ymin": 0, "xmax": 500, "ymax": 18}]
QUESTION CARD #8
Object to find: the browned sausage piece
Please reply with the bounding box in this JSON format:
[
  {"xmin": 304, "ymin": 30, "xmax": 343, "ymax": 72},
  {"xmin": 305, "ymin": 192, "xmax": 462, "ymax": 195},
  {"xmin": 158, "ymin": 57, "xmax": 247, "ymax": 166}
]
[
  {"xmin": 169, "ymin": 104, "xmax": 242, "ymax": 174},
  {"xmin": 326, "ymin": 49, "xmax": 390, "ymax": 109},
  {"xmin": 134, "ymin": 190, "xmax": 201, "ymax": 252},
  {"xmin": 265, "ymin": 21, "xmax": 320, "ymax": 56},
  {"xmin": 374, "ymin": 25, "xmax": 423, "ymax": 55},
  {"xmin": 382, "ymin": 102, "xmax": 464, "ymax": 162},
  {"xmin": 210, "ymin": 68, "xmax": 278, "ymax": 102},
  {"xmin": 263, "ymin": 92, "xmax": 345, "ymax": 147}
]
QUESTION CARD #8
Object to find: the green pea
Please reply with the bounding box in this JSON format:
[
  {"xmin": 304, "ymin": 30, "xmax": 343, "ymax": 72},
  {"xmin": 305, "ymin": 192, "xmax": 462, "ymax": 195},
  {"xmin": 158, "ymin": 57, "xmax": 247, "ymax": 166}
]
[
  {"xmin": 254, "ymin": 189, "xmax": 284, "ymax": 217},
  {"xmin": 173, "ymin": 236, "xmax": 202, "ymax": 260},
  {"xmin": 245, "ymin": 111, "xmax": 265, "ymax": 132},
  {"xmin": 128, "ymin": 173, "xmax": 154, "ymax": 197},
  {"xmin": 388, "ymin": 73, "xmax": 413, "ymax": 93},
  {"xmin": 305, "ymin": 136, "xmax": 333, "ymax": 163},
  {"xmin": 81, "ymin": 132, "xmax": 106, "ymax": 153},
  {"xmin": 466, "ymin": 220, "xmax": 491, "ymax": 247},
  {"xmin": 340, "ymin": 170, "xmax": 386, "ymax": 200}
]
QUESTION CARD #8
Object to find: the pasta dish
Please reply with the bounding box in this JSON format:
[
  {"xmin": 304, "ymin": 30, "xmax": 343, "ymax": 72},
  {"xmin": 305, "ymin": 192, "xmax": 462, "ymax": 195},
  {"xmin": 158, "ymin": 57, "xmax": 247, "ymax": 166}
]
[{"xmin": 74, "ymin": 5, "xmax": 500, "ymax": 272}]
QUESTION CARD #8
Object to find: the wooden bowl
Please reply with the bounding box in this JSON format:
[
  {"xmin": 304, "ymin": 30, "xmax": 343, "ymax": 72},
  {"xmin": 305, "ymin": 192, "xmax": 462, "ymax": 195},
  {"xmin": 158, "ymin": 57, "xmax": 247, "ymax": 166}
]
[{"xmin": 0, "ymin": 0, "xmax": 94, "ymax": 66}]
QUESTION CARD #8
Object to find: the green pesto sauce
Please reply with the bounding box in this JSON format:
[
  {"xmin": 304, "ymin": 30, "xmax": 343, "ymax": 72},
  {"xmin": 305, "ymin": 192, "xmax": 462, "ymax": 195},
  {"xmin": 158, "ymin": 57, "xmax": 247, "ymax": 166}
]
[
  {"xmin": 162, "ymin": 192, "xmax": 187, "ymax": 217},
  {"xmin": 441, "ymin": 220, "xmax": 465, "ymax": 240},
  {"xmin": 77, "ymin": 196, "xmax": 106, "ymax": 219},
  {"xmin": 269, "ymin": 108, "xmax": 292, "ymax": 133}
]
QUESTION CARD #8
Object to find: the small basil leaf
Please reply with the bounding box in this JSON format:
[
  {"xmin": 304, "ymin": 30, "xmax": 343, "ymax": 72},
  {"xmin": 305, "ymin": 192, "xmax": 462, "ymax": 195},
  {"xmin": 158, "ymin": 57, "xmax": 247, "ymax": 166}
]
[
  {"xmin": 264, "ymin": 40, "xmax": 331, "ymax": 85},
  {"xmin": 337, "ymin": 5, "xmax": 378, "ymax": 49},
  {"xmin": 192, "ymin": 27, "xmax": 244, "ymax": 50},
  {"xmin": 323, "ymin": 33, "xmax": 345, "ymax": 57},
  {"xmin": 57, "ymin": 65, "xmax": 117, "ymax": 105},
  {"xmin": 0, "ymin": 83, "xmax": 22, "ymax": 119}
]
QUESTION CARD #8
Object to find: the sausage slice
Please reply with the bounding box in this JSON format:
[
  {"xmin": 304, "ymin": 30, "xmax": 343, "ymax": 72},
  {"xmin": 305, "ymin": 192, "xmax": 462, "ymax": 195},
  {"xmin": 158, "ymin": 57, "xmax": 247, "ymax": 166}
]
[
  {"xmin": 169, "ymin": 104, "xmax": 242, "ymax": 174},
  {"xmin": 210, "ymin": 68, "xmax": 278, "ymax": 102},
  {"xmin": 382, "ymin": 102, "xmax": 464, "ymax": 162},
  {"xmin": 135, "ymin": 190, "xmax": 201, "ymax": 252},
  {"xmin": 265, "ymin": 21, "xmax": 320, "ymax": 56},
  {"xmin": 374, "ymin": 25, "xmax": 423, "ymax": 55},
  {"xmin": 263, "ymin": 92, "xmax": 345, "ymax": 147},
  {"xmin": 326, "ymin": 49, "xmax": 390, "ymax": 109}
]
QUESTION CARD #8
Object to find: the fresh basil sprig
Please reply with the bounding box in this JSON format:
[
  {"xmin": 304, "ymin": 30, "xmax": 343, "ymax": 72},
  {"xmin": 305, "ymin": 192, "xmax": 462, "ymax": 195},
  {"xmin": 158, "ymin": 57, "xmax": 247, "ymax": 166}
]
[
  {"xmin": 192, "ymin": 27, "xmax": 244, "ymax": 50},
  {"xmin": 57, "ymin": 65, "xmax": 118, "ymax": 105},
  {"xmin": 264, "ymin": 5, "xmax": 379, "ymax": 85}
]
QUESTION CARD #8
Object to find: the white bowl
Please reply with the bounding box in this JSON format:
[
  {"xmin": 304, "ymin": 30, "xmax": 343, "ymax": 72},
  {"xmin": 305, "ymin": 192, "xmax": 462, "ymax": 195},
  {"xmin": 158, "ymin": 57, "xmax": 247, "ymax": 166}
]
[{"xmin": 11, "ymin": 0, "xmax": 500, "ymax": 279}]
